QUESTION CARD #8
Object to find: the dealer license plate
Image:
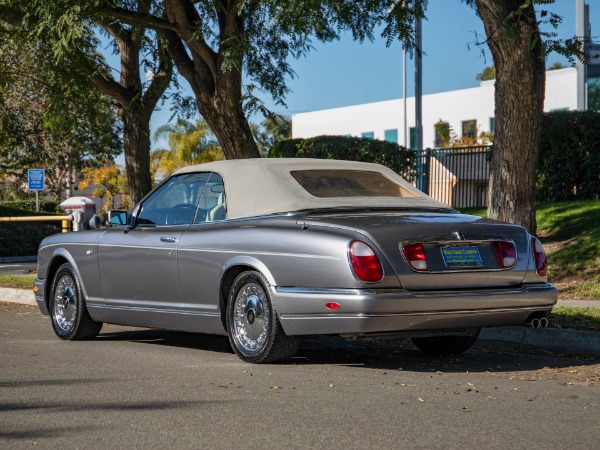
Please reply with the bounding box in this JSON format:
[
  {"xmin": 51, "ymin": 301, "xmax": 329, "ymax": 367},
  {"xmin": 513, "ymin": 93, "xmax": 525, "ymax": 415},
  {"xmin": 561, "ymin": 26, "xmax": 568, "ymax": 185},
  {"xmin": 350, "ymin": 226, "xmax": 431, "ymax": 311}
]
[{"xmin": 441, "ymin": 246, "xmax": 483, "ymax": 267}]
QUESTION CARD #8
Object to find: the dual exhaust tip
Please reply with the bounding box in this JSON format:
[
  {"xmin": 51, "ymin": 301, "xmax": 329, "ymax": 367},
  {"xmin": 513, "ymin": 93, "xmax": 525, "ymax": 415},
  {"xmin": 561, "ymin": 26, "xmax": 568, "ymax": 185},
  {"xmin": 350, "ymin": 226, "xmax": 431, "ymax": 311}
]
[{"xmin": 528, "ymin": 317, "xmax": 549, "ymax": 328}]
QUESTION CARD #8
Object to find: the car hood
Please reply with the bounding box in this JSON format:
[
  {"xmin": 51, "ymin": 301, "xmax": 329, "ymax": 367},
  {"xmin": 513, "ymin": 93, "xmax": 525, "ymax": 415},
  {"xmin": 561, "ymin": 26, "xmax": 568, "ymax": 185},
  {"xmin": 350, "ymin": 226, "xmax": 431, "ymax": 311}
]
[{"xmin": 298, "ymin": 211, "xmax": 531, "ymax": 290}]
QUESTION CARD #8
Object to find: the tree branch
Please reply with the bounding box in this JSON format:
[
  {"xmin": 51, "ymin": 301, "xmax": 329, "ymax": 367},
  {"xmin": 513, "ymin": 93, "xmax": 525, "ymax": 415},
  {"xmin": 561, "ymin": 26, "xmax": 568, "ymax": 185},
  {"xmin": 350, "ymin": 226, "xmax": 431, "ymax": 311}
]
[
  {"xmin": 141, "ymin": 42, "xmax": 173, "ymax": 116},
  {"xmin": 97, "ymin": 18, "xmax": 127, "ymax": 45},
  {"xmin": 99, "ymin": 4, "xmax": 179, "ymax": 33},
  {"xmin": 164, "ymin": 0, "xmax": 217, "ymax": 82}
]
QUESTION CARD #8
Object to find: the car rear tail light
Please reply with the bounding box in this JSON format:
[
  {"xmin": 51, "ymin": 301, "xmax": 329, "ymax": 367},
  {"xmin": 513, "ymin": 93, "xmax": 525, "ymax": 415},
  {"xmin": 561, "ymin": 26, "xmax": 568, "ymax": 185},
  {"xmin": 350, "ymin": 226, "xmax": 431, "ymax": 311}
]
[
  {"xmin": 532, "ymin": 237, "xmax": 548, "ymax": 277},
  {"xmin": 494, "ymin": 241, "xmax": 516, "ymax": 269},
  {"xmin": 402, "ymin": 243, "xmax": 428, "ymax": 271},
  {"xmin": 349, "ymin": 241, "xmax": 384, "ymax": 282}
]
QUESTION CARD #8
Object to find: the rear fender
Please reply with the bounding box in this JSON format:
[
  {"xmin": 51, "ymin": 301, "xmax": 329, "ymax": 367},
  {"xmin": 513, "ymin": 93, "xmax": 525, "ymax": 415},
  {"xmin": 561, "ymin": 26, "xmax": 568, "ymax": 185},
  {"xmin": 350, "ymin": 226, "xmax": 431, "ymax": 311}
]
[
  {"xmin": 218, "ymin": 256, "xmax": 278, "ymax": 328},
  {"xmin": 221, "ymin": 256, "xmax": 277, "ymax": 287}
]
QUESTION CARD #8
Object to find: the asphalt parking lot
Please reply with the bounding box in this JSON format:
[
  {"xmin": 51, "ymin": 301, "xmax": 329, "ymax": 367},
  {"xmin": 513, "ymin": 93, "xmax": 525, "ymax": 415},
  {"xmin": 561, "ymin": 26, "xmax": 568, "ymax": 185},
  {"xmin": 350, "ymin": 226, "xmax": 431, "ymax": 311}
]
[{"xmin": 1, "ymin": 302, "xmax": 599, "ymax": 449}]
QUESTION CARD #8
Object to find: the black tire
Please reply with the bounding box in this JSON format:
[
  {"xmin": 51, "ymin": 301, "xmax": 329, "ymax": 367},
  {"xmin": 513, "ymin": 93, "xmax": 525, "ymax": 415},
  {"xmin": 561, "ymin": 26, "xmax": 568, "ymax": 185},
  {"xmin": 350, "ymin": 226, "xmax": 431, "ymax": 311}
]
[
  {"xmin": 412, "ymin": 329, "xmax": 481, "ymax": 355},
  {"xmin": 226, "ymin": 270, "xmax": 300, "ymax": 363},
  {"xmin": 50, "ymin": 263, "xmax": 102, "ymax": 340}
]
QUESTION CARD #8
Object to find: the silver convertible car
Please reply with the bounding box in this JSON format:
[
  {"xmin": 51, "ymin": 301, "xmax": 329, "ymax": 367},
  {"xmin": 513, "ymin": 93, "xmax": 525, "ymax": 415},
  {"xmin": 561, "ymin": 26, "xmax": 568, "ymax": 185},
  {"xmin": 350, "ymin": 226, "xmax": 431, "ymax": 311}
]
[{"xmin": 34, "ymin": 158, "xmax": 557, "ymax": 363}]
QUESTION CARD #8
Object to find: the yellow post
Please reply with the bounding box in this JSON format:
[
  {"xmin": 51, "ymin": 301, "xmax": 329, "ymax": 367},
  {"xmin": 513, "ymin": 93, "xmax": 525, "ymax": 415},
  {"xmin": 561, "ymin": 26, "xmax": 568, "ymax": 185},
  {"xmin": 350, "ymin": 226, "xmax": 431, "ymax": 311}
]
[{"xmin": 61, "ymin": 219, "xmax": 71, "ymax": 233}]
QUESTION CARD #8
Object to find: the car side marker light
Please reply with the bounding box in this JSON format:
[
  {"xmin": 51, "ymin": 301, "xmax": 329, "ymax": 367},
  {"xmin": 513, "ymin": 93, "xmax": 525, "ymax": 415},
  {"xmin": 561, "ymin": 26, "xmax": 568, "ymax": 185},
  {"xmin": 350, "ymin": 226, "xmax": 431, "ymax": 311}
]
[{"xmin": 325, "ymin": 302, "xmax": 340, "ymax": 310}]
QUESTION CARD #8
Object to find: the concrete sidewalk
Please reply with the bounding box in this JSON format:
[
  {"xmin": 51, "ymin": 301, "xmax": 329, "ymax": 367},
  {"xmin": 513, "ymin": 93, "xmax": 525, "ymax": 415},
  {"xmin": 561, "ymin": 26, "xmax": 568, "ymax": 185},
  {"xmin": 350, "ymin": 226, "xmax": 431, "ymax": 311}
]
[{"xmin": 1, "ymin": 286, "xmax": 598, "ymax": 358}]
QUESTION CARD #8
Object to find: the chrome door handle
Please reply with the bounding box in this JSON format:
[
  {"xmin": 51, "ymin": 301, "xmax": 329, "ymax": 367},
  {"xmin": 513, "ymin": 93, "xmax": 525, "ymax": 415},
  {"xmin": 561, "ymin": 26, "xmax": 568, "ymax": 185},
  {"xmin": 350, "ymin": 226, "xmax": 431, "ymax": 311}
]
[{"xmin": 160, "ymin": 237, "xmax": 177, "ymax": 243}]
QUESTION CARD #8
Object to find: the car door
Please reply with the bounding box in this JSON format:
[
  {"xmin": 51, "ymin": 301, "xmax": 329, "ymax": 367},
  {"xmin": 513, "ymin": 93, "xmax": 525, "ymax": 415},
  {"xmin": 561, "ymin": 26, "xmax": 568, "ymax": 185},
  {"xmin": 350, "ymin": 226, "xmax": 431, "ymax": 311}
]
[
  {"xmin": 177, "ymin": 173, "xmax": 230, "ymax": 333},
  {"xmin": 97, "ymin": 173, "xmax": 210, "ymax": 325}
]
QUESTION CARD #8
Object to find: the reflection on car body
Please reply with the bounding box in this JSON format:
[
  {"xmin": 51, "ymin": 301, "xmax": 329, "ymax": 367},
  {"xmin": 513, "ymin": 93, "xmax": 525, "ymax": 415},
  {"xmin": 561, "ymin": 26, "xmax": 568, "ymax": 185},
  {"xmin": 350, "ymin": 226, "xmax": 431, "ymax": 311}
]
[{"xmin": 34, "ymin": 158, "xmax": 557, "ymax": 363}]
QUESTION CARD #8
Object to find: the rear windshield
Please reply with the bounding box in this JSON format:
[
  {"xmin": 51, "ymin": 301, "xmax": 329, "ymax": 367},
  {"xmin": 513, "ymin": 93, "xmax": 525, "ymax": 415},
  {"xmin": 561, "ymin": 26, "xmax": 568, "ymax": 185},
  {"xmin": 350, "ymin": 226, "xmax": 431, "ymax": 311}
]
[{"xmin": 290, "ymin": 170, "xmax": 419, "ymax": 198}]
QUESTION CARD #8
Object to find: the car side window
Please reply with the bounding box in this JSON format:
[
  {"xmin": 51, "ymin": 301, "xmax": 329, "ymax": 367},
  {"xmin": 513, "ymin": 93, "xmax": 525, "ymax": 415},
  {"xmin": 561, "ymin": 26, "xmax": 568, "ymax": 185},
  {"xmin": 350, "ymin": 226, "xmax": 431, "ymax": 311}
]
[
  {"xmin": 137, "ymin": 173, "xmax": 210, "ymax": 226},
  {"xmin": 194, "ymin": 173, "xmax": 227, "ymax": 224}
]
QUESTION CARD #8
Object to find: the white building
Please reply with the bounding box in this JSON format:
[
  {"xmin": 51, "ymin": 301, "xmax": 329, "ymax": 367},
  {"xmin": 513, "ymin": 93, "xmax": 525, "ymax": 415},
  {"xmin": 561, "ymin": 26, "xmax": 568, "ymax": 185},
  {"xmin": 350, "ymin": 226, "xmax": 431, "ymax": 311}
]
[{"xmin": 292, "ymin": 68, "xmax": 578, "ymax": 149}]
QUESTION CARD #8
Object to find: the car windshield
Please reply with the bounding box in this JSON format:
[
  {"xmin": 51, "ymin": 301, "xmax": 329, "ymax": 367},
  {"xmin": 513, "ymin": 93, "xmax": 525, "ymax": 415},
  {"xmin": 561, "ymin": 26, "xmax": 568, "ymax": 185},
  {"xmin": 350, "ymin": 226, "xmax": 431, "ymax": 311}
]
[{"xmin": 290, "ymin": 170, "xmax": 419, "ymax": 198}]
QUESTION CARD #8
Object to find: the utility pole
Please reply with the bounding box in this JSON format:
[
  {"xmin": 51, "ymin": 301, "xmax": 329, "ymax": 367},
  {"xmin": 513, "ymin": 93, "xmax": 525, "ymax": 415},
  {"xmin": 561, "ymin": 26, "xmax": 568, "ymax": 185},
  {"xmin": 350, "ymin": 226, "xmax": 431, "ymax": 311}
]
[
  {"xmin": 403, "ymin": 46, "xmax": 407, "ymax": 150},
  {"xmin": 415, "ymin": 15, "xmax": 424, "ymax": 190}
]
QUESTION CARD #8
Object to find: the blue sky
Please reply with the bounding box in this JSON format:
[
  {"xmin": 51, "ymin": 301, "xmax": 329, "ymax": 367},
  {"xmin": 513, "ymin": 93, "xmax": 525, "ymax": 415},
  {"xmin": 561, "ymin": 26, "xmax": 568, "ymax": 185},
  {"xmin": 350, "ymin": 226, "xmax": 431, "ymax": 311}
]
[{"xmin": 134, "ymin": 1, "xmax": 599, "ymax": 146}]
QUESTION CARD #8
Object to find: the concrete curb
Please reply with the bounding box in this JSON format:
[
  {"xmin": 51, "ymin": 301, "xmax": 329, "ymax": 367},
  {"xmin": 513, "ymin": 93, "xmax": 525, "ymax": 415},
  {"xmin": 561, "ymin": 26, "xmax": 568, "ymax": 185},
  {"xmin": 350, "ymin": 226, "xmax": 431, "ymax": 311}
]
[
  {"xmin": 1, "ymin": 287, "xmax": 598, "ymax": 358},
  {"xmin": 0, "ymin": 287, "xmax": 36, "ymax": 305},
  {"xmin": 480, "ymin": 327, "xmax": 600, "ymax": 358}
]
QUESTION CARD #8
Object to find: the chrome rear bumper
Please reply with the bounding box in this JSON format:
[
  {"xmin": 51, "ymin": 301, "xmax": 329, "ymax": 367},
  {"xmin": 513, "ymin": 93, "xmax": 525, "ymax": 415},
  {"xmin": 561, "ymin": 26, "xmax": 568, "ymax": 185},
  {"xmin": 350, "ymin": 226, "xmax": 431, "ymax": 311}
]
[{"xmin": 272, "ymin": 283, "xmax": 557, "ymax": 336}]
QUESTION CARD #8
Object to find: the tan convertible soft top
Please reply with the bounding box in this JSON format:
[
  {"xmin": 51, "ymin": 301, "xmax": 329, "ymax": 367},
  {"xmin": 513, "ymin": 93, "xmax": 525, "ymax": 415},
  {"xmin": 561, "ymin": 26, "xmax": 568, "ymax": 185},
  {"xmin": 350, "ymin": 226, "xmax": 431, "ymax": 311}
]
[{"xmin": 174, "ymin": 158, "xmax": 450, "ymax": 219}]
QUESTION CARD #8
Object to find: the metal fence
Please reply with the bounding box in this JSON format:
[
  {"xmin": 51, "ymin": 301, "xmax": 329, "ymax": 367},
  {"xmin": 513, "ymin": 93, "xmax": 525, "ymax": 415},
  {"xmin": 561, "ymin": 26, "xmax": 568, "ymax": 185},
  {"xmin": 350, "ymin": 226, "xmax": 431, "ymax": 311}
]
[{"xmin": 412, "ymin": 145, "xmax": 492, "ymax": 209}]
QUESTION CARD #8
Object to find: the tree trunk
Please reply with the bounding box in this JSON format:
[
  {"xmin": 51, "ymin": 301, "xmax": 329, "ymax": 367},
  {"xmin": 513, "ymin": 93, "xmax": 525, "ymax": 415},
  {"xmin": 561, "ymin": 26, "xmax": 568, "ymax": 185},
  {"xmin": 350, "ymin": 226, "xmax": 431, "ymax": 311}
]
[
  {"xmin": 92, "ymin": 16, "xmax": 173, "ymax": 204},
  {"xmin": 106, "ymin": 1, "xmax": 260, "ymax": 160},
  {"xmin": 475, "ymin": 0, "xmax": 546, "ymax": 234},
  {"xmin": 160, "ymin": 0, "xmax": 261, "ymax": 160},
  {"xmin": 194, "ymin": 85, "xmax": 260, "ymax": 160},
  {"xmin": 121, "ymin": 109, "xmax": 153, "ymax": 203}
]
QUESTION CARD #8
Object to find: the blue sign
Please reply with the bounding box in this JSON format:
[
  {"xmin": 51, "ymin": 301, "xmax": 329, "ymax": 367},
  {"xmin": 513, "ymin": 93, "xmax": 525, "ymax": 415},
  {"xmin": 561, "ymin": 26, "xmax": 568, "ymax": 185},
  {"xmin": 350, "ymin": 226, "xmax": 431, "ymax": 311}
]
[{"xmin": 28, "ymin": 169, "xmax": 45, "ymax": 191}]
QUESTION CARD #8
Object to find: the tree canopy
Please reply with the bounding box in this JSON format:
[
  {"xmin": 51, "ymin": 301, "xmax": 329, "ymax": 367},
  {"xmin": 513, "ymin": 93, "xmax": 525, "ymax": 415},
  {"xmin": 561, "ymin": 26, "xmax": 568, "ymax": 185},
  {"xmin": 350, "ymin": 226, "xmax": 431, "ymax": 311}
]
[
  {"xmin": 2, "ymin": 0, "xmax": 427, "ymax": 200},
  {"xmin": 0, "ymin": 35, "xmax": 121, "ymax": 199},
  {"xmin": 1, "ymin": 0, "xmax": 174, "ymax": 203},
  {"xmin": 1, "ymin": 0, "xmax": 587, "ymax": 231}
]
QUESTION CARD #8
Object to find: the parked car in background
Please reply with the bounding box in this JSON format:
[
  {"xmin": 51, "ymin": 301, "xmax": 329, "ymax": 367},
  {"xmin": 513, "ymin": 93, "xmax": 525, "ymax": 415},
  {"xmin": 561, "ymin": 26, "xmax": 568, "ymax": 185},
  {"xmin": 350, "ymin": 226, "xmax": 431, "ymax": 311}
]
[{"xmin": 34, "ymin": 158, "xmax": 557, "ymax": 363}]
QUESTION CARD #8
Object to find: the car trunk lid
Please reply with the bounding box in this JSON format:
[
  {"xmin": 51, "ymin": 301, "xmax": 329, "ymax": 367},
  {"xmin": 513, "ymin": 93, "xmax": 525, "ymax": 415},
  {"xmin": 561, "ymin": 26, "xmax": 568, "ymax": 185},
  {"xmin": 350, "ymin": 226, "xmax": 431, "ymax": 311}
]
[{"xmin": 298, "ymin": 210, "xmax": 530, "ymax": 290}]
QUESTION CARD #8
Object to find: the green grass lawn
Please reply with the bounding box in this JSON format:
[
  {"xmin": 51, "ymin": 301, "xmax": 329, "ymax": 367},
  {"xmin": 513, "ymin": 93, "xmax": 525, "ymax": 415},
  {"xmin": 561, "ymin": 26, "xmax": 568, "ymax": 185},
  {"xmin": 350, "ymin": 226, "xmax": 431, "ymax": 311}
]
[
  {"xmin": 536, "ymin": 200, "xmax": 600, "ymax": 300},
  {"xmin": 0, "ymin": 275, "xmax": 35, "ymax": 289},
  {"xmin": 551, "ymin": 306, "xmax": 600, "ymax": 332},
  {"xmin": 463, "ymin": 199, "xmax": 600, "ymax": 300}
]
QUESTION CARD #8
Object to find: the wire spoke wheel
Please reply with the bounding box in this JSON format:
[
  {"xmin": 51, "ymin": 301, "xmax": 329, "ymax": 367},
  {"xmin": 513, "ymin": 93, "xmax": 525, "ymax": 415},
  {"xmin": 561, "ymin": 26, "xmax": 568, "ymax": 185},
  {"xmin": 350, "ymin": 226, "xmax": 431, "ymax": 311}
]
[
  {"xmin": 49, "ymin": 263, "xmax": 102, "ymax": 340},
  {"xmin": 232, "ymin": 282, "xmax": 270, "ymax": 355},
  {"xmin": 227, "ymin": 271, "xmax": 300, "ymax": 363},
  {"xmin": 52, "ymin": 274, "xmax": 78, "ymax": 334}
]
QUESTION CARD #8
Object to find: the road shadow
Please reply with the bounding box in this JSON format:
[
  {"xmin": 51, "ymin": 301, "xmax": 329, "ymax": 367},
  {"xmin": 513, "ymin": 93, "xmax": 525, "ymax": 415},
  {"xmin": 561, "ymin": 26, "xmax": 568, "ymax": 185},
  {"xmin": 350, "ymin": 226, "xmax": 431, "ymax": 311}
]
[
  {"xmin": 93, "ymin": 328, "xmax": 599, "ymax": 373},
  {"xmin": 294, "ymin": 335, "xmax": 600, "ymax": 373},
  {"xmin": 97, "ymin": 328, "xmax": 234, "ymax": 355},
  {"xmin": 0, "ymin": 399, "xmax": 232, "ymax": 442}
]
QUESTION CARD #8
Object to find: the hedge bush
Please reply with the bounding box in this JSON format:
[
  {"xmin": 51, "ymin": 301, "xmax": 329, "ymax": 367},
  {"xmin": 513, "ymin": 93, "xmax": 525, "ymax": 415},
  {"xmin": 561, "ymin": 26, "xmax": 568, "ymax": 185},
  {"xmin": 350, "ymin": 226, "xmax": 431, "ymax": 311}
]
[
  {"xmin": 538, "ymin": 111, "xmax": 600, "ymax": 202},
  {"xmin": 269, "ymin": 135, "xmax": 416, "ymax": 179},
  {"xmin": 0, "ymin": 200, "xmax": 60, "ymax": 215},
  {"xmin": 0, "ymin": 200, "xmax": 62, "ymax": 257}
]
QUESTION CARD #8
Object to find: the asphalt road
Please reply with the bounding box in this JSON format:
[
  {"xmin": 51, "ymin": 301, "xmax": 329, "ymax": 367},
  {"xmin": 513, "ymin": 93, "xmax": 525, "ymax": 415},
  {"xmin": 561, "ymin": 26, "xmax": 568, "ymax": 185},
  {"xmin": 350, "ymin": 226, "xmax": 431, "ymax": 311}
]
[
  {"xmin": 0, "ymin": 262, "xmax": 37, "ymax": 276},
  {"xmin": 1, "ymin": 303, "xmax": 599, "ymax": 449}
]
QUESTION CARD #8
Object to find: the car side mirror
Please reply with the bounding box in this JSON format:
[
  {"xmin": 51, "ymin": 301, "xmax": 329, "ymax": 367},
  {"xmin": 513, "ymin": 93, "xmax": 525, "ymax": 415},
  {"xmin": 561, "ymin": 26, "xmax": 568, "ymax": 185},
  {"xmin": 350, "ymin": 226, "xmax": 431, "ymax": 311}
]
[{"xmin": 108, "ymin": 210, "xmax": 128, "ymax": 226}]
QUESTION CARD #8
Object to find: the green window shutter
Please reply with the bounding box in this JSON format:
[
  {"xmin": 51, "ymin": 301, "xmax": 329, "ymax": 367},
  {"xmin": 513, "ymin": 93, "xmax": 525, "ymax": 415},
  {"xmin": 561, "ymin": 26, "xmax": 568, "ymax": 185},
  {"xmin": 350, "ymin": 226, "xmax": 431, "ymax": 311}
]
[
  {"xmin": 490, "ymin": 117, "xmax": 496, "ymax": 135},
  {"xmin": 384, "ymin": 129, "xmax": 398, "ymax": 143},
  {"xmin": 409, "ymin": 127, "xmax": 416, "ymax": 150}
]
